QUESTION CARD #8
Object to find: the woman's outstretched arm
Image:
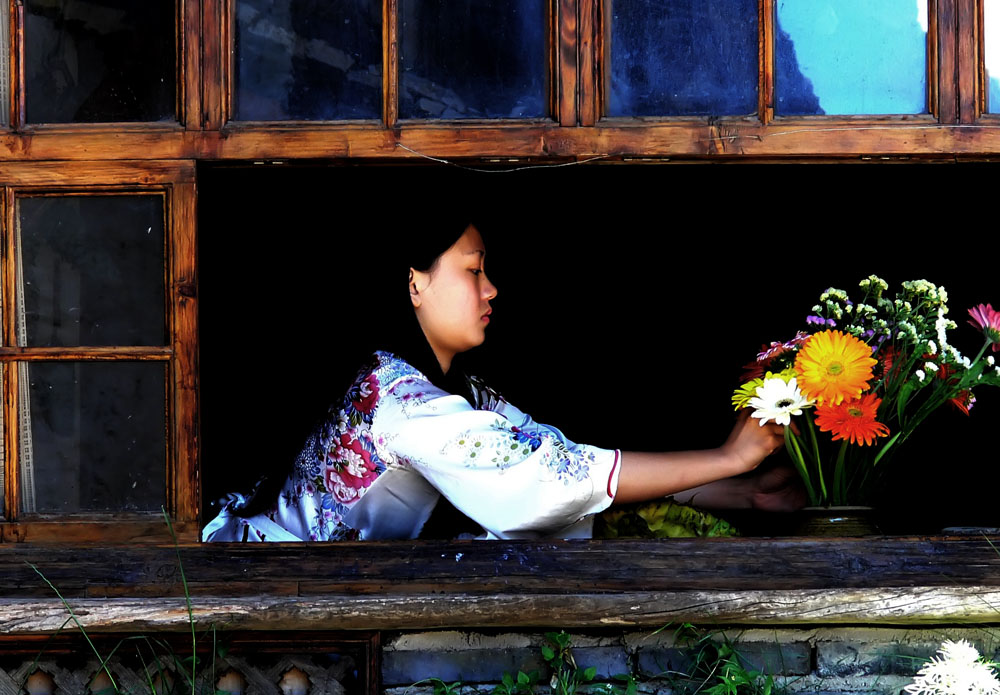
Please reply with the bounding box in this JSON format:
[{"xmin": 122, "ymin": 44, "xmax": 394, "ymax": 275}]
[{"xmin": 613, "ymin": 411, "xmax": 787, "ymax": 505}]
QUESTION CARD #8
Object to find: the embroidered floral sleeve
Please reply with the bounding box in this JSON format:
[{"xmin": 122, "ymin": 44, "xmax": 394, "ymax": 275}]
[{"xmin": 375, "ymin": 372, "xmax": 621, "ymax": 540}]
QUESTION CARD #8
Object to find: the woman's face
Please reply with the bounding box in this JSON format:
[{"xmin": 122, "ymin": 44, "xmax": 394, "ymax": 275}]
[{"xmin": 410, "ymin": 224, "xmax": 497, "ymax": 373}]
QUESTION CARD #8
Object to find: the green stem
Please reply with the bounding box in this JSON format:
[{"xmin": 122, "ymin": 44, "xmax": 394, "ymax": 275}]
[
  {"xmin": 785, "ymin": 426, "xmax": 818, "ymax": 506},
  {"xmin": 832, "ymin": 441, "xmax": 848, "ymax": 506},
  {"xmin": 162, "ymin": 507, "xmax": 197, "ymax": 695},
  {"xmin": 28, "ymin": 563, "xmax": 119, "ymax": 693}
]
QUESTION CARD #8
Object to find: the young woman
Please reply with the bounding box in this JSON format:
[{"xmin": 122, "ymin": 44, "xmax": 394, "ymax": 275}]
[{"xmin": 203, "ymin": 222, "xmax": 797, "ymax": 542}]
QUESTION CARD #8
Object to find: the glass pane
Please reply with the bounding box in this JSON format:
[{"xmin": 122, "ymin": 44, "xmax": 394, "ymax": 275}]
[
  {"xmin": 17, "ymin": 195, "xmax": 166, "ymax": 347},
  {"xmin": 234, "ymin": 0, "xmax": 381, "ymax": 121},
  {"xmin": 986, "ymin": 0, "xmax": 1000, "ymax": 112},
  {"xmin": 775, "ymin": 0, "xmax": 928, "ymax": 115},
  {"xmin": 607, "ymin": 0, "xmax": 758, "ymax": 117},
  {"xmin": 24, "ymin": 0, "xmax": 176, "ymax": 123},
  {"xmin": 399, "ymin": 0, "xmax": 546, "ymax": 119},
  {"xmin": 21, "ymin": 362, "xmax": 165, "ymax": 514}
]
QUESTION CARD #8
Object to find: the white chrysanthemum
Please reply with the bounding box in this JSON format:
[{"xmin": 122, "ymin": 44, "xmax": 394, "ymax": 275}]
[
  {"xmin": 904, "ymin": 640, "xmax": 1000, "ymax": 695},
  {"xmin": 749, "ymin": 377, "xmax": 814, "ymax": 427}
]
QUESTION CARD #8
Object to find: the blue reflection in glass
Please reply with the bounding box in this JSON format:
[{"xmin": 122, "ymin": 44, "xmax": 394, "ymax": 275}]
[
  {"xmin": 608, "ymin": 0, "xmax": 758, "ymax": 117},
  {"xmin": 234, "ymin": 0, "xmax": 381, "ymax": 121},
  {"xmin": 399, "ymin": 0, "xmax": 546, "ymax": 119},
  {"xmin": 775, "ymin": 0, "xmax": 927, "ymax": 115}
]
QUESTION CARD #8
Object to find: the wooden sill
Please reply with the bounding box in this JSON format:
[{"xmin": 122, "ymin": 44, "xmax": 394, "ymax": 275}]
[{"xmin": 0, "ymin": 537, "xmax": 997, "ymax": 632}]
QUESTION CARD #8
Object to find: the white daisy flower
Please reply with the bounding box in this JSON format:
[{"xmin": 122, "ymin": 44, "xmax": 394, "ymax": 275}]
[
  {"xmin": 749, "ymin": 377, "xmax": 814, "ymax": 427},
  {"xmin": 904, "ymin": 639, "xmax": 1000, "ymax": 695}
]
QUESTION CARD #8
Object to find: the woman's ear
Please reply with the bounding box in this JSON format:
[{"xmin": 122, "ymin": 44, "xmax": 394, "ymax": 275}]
[{"xmin": 409, "ymin": 268, "xmax": 424, "ymax": 308}]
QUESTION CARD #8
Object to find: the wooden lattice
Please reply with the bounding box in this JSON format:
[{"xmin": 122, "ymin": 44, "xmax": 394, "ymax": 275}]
[{"xmin": 0, "ymin": 636, "xmax": 366, "ymax": 695}]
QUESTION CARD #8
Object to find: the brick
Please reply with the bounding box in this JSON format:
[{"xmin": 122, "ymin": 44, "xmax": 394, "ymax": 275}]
[{"xmin": 382, "ymin": 647, "xmax": 544, "ymax": 686}]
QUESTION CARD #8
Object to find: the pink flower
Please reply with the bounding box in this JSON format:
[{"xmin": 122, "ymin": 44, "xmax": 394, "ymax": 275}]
[
  {"xmin": 325, "ymin": 470, "xmax": 360, "ymax": 504},
  {"xmin": 968, "ymin": 303, "xmax": 1000, "ymax": 351},
  {"xmin": 326, "ymin": 433, "xmax": 379, "ymax": 494},
  {"xmin": 352, "ymin": 375, "xmax": 380, "ymax": 414}
]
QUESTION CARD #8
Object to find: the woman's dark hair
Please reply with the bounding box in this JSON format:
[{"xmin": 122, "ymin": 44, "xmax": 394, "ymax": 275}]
[
  {"xmin": 229, "ymin": 216, "xmax": 484, "ymax": 518},
  {"xmin": 373, "ymin": 217, "xmax": 485, "ymax": 404}
]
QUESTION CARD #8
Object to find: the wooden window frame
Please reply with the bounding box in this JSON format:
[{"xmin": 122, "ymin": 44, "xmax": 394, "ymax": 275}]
[
  {"xmin": 0, "ymin": 0, "xmax": 993, "ymax": 161},
  {"xmin": 0, "ymin": 1, "xmax": 991, "ymax": 551},
  {"xmin": 5, "ymin": 0, "xmax": 201, "ymax": 132},
  {"xmin": 0, "ymin": 161, "xmax": 198, "ymax": 544},
  {"xmin": 216, "ymin": 0, "xmax": 566, "ymax": 129}
]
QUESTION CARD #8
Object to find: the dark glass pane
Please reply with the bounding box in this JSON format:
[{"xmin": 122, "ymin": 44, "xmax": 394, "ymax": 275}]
[
  {"xmin": 608, "ymin": 0, "xmax": 758, "ymax": 117},
  {"xmin": 234, "ymin": 0, "xmax": 381, "ymax": 121},
  {"xmin": 17, "ymin": 195, "xmax": 166, "ymax": 347},
  {"xmin": 399, "ymin": 0, "xmax": 546, "ymax": 120},
  {"xmin": 24, "ymin": 0, "xmax": 175, "ymax": 123},
  {"xmin": 986, "ymin": 1, "xmax": 1000, "ymax": 112},
  {"xmin": 775, "ymin": 0, "xmax": 927, "ymax": 115},
  {"xmin": 21, "ymin": 362, "xmax": 165, "ymax": 514}
]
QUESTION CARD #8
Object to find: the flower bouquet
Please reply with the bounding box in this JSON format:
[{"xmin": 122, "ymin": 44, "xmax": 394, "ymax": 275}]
[{"xmin": 733, "ymin": 276, "xmax": 1000, "ymax": 507}]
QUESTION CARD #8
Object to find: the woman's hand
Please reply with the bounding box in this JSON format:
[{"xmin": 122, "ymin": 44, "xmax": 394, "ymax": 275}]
[{"xmin": 719, "ymin": 410, "xmax": 787, "ymax": 475}]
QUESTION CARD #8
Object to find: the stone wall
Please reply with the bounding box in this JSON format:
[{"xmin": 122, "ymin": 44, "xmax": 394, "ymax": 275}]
[{"xmin": 383, "ymin": 627, "xmax": 1000, "ymax": 695}]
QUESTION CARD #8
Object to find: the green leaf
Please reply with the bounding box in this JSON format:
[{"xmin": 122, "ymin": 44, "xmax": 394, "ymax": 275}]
[
  {"xmin": 502, "ymin": 673, "xmax": 514, "ymax": 688},
  {"xmin": 541, "ymin": 645, "xmax": 556, "ymax": 661},
  {"xmin": 517, "ymin": 671, "xmax": 530, "ymax": 686},
  {"xmin": 583, "ymin": 667, "xmax": 597, "ymax": 681}
]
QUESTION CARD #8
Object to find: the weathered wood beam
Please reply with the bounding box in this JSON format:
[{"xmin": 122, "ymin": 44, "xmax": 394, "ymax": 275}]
[
  {"xmin": 1, "ymin": 538, "xmax": 998, "ymax": 598},
  {"xmin": 2, "ymin": 586, "xmax": 999, "ymax": 634}
]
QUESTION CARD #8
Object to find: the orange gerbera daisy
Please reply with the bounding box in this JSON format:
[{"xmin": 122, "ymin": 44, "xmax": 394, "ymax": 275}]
[
  {"xmin": 814, "ymin": 394, "xmax": 890, "ymax": 446},
  {"xmin": 794, "ymin": 330, "xmax": 877, "ymax": 405}
]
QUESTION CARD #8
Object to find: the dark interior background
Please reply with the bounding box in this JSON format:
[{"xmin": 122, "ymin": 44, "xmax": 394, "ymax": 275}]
[{"xmin": 198, "ymin": 162, "xmax": 999, "ymax": 534}]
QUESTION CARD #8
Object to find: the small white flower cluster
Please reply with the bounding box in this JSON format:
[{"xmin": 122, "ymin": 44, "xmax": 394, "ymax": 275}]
[
  {"xmin": 916, "ymin": 369, "xmax": 926, "ymax": 382},
  {"xmin": 859, "ymin": 274, "xmax": 889, "ymax": 292},
  {"xmin": 820, "ymin": 287, "xmax": 849, "ymax": 302},
  {"xmin": 904, "ymin": 640, "xmax": 1000, "ymax": 695},
  {"xmin": 903, "ymin": 279, "xmax": 949, "ymax": 305},
  {"xmin": 935, "ymin": 307, "xmax": 966, "ymax": 367},
  {"xmin": 926, "ymin": 340, "xmax": 938, "ymax": 355},
  {"xmin": 856, "ymin": 303, "xmax": 878, "ymax": 317},
  {"xmin": 898, "ymin": 321, "xmax": 919, "ymax": 341}
]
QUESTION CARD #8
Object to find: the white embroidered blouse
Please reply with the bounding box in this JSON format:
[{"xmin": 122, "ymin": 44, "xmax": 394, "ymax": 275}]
[{"xmin": 202, "ymin": 351, "xmax": 621, "ymax": 542}]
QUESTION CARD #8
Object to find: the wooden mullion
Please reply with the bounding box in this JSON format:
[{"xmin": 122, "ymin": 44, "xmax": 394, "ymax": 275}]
[
  {"xmin": 202, "ymin": 0, "xmax": 223, "ymax": 128},
  {"xmin": 958, "ymin": 0, "xmax": 978, "ymax": 122},
  {"xmin": 11, "ymin": 0, "xmax": 23, "ymax": 129},
  {"xmin": 2, "ymin": 186, "xmax": 16, "ymax": 522},
  {"xmin": 759, "ymin": 0, "xmax": 774, "ymax": 124},
  {"xmin": 382, "ymin": 0, "xmax": 398, "ymax": 128},
  {"xmin": 578, "ymin": 0, "xmax": 597, "ymax": 126},
  {"xmin": 199, "ymin": 0, "xmax": 230, "ymax": 127},
  {"xmin": 557, "ymin": 0, "xmax": 578, "ymax": 125},
  {"xmin": 170, "ymin": 182, "xmax": 198, "ymax": 524},
  {"xmin": 181, "ymin": 0, "xmax": 202, "ymax": 130},
  {"xmin": 938, "ymin": 0, "xmax": 958, "ymax": 122},
  {"xmin": 977, "ymin": 0, "xmax": 987, "ymax": 115}
]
